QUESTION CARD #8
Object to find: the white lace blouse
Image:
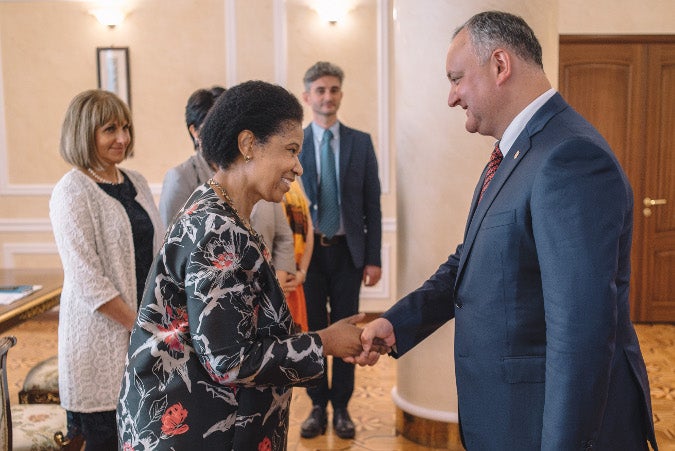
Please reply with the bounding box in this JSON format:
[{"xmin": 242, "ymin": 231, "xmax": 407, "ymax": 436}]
[{"xmin": 49, "ymin": 168, "xmax": 164, "ymax": 412}]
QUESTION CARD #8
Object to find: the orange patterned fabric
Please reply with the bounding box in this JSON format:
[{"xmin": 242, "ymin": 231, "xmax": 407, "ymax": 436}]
[{"xmin": 282, "ymin": 180, "xmax": 310, "ymax": 331}]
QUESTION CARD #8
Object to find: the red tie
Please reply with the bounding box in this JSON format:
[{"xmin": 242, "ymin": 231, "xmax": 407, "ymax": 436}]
[{"xmin": 479, "ymin": 143, "xmax": 503, "ymax": 202}]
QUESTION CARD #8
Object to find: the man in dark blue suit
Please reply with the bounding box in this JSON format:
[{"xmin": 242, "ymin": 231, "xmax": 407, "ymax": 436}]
[
  {"xmin": 357, "ymin": 11, "xmax": 658, "ymax": 451},
  {"xmin": 298, "ymin": 61, "xmax": 382, "ymax": 440}
]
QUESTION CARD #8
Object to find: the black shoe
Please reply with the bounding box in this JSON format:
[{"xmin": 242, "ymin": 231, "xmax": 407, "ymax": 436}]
[
  {"xmin": 333, "ymin": 407, "xmax": 355, "ymax": 439},
  {"xmin": 300, "ymin": 406, "xmax": 327, "ymax": 438}
]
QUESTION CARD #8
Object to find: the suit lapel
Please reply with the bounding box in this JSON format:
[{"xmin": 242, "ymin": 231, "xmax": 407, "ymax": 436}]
[
  {"xmin": 301, "ymin": 125, "xmax": 318, "ymax": 204},
  {"xmin": 462, "ymin": 166, "xmax": 488, "ymax": 240},
  {"xmin": 338, "ymin": 123, "xmax": 353, "ymax": 195},
  {"xmin": 455, "ymin": 94, "xmax": 569, "ymax": 291}
]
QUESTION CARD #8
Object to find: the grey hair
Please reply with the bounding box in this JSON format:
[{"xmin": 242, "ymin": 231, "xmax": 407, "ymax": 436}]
[
  {"xmin": 454, "ymin": 11, "xmax": 543, "ymax": 68},
  {"xmin": 303, "ymin": 61, "xmax": 345, "ymax": 91}
]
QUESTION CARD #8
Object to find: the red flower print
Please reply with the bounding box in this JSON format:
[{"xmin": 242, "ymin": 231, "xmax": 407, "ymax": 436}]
[
  {"xmin": 169, "ymin": 306, "xmax": 188, "ymax": 327},
  {"xmin": 213, "ymin": 252, "xmax": 235, "ymax": 269},
  {"xmin": 157, "ymin": 306, "xmax": 188, "ymax": 352},
  {"xmin": 161, "ymin": 403, "xmax": 190, "ymax": 436},
  {"xmin": 258, "ymin": 436, "xmax": 272, "ymax": 451},
  {"xmin": 204, "ymin": 360, "xmax": 231, "ymax": 384},
  {"xmin": 186, "ymin": 203, "xmax": 198, "ymax": 215},
  {"xmin": 123, "ymin": 442, "xmax": 134, "ymax": 451}
]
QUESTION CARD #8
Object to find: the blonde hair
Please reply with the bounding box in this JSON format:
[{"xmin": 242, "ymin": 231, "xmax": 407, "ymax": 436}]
[{"xmin": 59, "ymin": 89, "xmax": 134, "ymax": 169}]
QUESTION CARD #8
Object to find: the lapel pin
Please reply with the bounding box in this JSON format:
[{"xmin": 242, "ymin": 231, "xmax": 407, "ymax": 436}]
[{"xmin": 513, "ymin": 150, "xmax": 520, "ymax": 159}]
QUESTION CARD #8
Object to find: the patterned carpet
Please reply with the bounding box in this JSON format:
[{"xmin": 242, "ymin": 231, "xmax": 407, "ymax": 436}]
[
  {"xmin": 637, "ymin": 324, "xmax": 675, "ymax": 450},
  {"xmin": 3, "ymin": 309, "xmax": 673, "ymax": 450}
]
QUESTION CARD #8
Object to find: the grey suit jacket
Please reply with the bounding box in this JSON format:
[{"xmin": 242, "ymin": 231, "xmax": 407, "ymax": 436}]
[
  {"xmin": 250, "ymin": 200, "xmax": 295, "ymax": 273},
  {"xmin": 159, "ymin": 152, "xmax": 213, "ymax": 228}
]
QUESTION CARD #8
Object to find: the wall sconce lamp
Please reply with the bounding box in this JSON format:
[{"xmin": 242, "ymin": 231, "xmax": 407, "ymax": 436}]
[
  {"xmin": 91, "ymin": 4, "xmax": 126, "ymax": 28},
  {"xmin": 313, "ymin": 0, "xmax": 351, "ymax": 25}
]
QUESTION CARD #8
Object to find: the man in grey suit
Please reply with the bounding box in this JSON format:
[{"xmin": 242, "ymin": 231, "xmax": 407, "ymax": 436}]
[
  {"xmin": 357, "ymin": 11, "xmax": 658, "ymax": 451},
  {"xmin": 299, "ymin": 61, "xmax": 382, "ymax": 440}
]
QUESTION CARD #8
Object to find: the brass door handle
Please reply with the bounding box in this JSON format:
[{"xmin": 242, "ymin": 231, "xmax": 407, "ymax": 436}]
[
  {"xmin": 643, "ymin": 197, "xmax": 667, "ymax": 207},
  {"xmin": 643, "ymin": 197, "xmax": 667, "ymax": 217}
]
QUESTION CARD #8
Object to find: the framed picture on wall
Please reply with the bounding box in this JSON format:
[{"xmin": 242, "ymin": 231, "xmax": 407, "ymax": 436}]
[{"xmin": 96, "ymin": 47, "xmax": 131, "ymax": 108}]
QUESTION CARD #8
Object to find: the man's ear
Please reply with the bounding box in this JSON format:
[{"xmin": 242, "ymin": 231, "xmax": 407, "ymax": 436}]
[
  {"xmin": 492, "ymin": 48, "xmax": 512, "ymax": 86},
  {"xmin": 302, "ymin": 91, "xmax": 310, "ymax": 104}
]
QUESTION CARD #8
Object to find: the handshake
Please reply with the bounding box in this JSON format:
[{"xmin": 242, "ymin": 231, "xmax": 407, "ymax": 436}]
[{"xmin": 315, "ymin": 313, "xmax": 396, "ymax": 366}]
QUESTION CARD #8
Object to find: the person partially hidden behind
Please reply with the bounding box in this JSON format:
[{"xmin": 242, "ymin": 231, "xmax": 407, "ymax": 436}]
[
  {"xmin": 281, "ymin": 178, "xmax": 313, "ymax": 332},
  {"xmin": 160, "ymin": 86, "xmax": 297, "ymax": 289},
  {"xmin": 117, "ymin": 81, "xmax": 378, "ymax": 450},
  {"xmin": 356, "ymin": 11, "xmax": 658, "ymax": 451},
  {"xmin": 298, "ymin": 61, "xmax": 382, "ymax": 440},
  {"xmin": 158, "ymin": 86, "xmax": 225, "ymax": 228}
]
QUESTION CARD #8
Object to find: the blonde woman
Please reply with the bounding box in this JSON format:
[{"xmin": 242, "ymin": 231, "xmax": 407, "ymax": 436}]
[{"xmin": 50, "ymin": 90, "xmax": 163, "ymax": 450}]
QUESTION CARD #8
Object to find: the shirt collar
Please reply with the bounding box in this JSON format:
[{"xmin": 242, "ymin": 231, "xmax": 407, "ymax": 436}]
[
  {"xmin": 499, "ymin": 88, "xmax": 556, "ymax": 157},
  {"xmin": 311, "ymin": 121, "xmax": 340, "ymax": 140}
]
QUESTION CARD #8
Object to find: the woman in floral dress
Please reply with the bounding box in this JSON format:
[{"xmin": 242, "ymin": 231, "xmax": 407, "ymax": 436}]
[{"xmin": 117, "ymin": 81, "xmax": 370, "ymax": 450}]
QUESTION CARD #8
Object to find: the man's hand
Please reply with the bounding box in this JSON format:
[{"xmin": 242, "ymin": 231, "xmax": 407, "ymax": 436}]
[
  {"xmin": 362, "ymin": 265, "xmax": 382, "ymax": 286},
  {"xmin": 344, "ymin": 317, "xmax": 395, "ymax": 366}
]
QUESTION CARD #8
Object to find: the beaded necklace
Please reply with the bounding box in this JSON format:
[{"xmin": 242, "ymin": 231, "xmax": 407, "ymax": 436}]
[
  {"xmin": 207, "ymin": 178, "xmax": 260, "ymax": 241},
  {"xmin": 87, "ymin": 167, "xmax": 122, "ymax": 184}
]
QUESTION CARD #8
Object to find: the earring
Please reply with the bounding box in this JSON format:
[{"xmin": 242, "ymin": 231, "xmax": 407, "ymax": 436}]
[{"xmin": 245, "ymin": 155, "xmax": 252, "ymax": 162}]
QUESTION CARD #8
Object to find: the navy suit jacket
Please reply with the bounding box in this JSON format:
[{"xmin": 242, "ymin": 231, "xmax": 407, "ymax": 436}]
[
  {"xmin": 300, "ymin": 123, "xmax": 382, "ymax": 269},
  {"xmin": 383, "ymin": 94, "xmax": 657, "ymax": 450}
]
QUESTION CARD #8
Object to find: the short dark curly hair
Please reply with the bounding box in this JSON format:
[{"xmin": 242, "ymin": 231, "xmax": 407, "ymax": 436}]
[{"xmin": 200, "ymin": 80, "xmax": 303, "ymax": 170}]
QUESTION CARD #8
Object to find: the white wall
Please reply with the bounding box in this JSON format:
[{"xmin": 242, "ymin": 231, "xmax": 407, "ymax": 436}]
[{"xmin": 560, "ymin": 0, "xmax": 675, "ymax": 34}]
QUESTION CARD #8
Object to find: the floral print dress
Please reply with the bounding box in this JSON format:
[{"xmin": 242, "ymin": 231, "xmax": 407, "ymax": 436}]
[{"xmin": 117, "ymin": 184, "xmax": 325, "ymax": 450}]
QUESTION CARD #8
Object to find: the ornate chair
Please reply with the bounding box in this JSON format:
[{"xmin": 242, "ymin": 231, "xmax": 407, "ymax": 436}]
[
  {"xmin": 19, "ymin": 355, "xmax": 60, "ymax": 404},
  {"xmin": 0, "ymin": 336, "xmax": 82, "ymax": 451}
]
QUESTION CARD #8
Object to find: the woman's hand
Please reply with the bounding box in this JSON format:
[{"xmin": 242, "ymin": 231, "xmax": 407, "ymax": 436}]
[
  {"xmin": 279, "ymin": 272, "xmax": 299, "ymax": 294},
  {"xmin": 294, "ymin": 268, "xmax": 306, "ymax": 285},
  {"xmin": 317, "ymin": 313, "xmax": 365, "ymax": 359},
  {"xmin": 97, "ymin": 295, "xmax": 136, "ymax": 332}
]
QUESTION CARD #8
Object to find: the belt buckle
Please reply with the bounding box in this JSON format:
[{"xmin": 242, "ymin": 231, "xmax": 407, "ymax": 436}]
[{"xmin": 320, "ymin": 235, "xmax": 333, "ymax": 247}]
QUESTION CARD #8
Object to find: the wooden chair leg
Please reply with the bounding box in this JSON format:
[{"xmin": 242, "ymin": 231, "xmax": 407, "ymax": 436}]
[{"xmin": 54, "ymin": 430, "xmax": 85, "ymax": 451}]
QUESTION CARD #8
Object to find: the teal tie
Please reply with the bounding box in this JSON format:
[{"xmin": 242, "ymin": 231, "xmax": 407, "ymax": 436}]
[{"xmin": 318, "ymin": 129, "xmax": 339, "ymax": 238}]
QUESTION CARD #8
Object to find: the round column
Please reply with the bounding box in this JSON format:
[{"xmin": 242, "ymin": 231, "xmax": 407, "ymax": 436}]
[{"xmin": 393, "ymin": 1, "xmax": 558, "ymax": 447}]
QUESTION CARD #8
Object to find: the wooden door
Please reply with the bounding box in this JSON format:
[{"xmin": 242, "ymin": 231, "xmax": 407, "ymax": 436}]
[{"xmin": 559, "ymin": 36, "xmax": 675, "ymax": 322}]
